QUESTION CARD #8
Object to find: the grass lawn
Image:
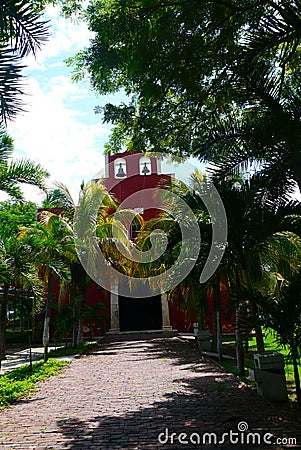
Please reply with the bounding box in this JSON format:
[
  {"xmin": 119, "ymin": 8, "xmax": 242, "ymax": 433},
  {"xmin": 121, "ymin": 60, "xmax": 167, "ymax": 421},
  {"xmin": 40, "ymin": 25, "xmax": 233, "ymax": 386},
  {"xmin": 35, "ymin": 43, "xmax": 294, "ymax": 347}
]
[
  {"xmin": 220, "ymin": 329, "xmax": 300, "ymax": 402},
  {"xmin": 0, "ymin": 359, "xmax": 68, "ymax": 408},
  {"xmin": 0, "ymin": 339, "xmax": 99, "ymax": 410}
]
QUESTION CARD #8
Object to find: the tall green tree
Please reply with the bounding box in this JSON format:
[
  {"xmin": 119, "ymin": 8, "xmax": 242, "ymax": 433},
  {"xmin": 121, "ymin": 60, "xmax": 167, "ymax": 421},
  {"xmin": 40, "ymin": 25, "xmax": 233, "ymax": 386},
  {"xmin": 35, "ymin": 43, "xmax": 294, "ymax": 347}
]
[
  {"xmin": 18, "ymin": 218, "xmax": 71, "ymax": 361},
  {"xmin": 0, "ymin": 169, "xmax": 48, "ymax": 360},
  {"xmin": 41, "ymin": 181, "xmax": 125, "ymax": 345},
  {"xmin": 0, "ymin": 200, "xmax": 37, "ymax": 237},
  {"xmin": 0, "ymin": 200, "xmax": 39, "ymax": 356},
  {"xmin": 137, "ymin": 170, "xmax": 301, "ymax": 373},
  {"xmin": 68, "ymin": 1, "xmax": 301, "ymax": 195},
  {"xmin": 0, "ymin": 236, "xmax": 43, "ymax": 361}
]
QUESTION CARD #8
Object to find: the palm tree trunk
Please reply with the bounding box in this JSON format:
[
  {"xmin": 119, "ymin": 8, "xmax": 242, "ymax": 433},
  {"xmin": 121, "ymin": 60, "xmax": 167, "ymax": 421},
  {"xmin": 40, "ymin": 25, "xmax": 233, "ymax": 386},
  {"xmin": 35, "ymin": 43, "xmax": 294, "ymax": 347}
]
[
  {"xmin": 250, "ymin": 300, "xmax": 265, "ymax": 353},
  {"xmin": 241, "ymin": 263, "xmax": 265, "ymax": 353},
  {"xmin": 71, "ymin": 263, "xmax": 86, "ymax": 346},
  {"xmin": 76, "ymin": 317, "xmax": 83, "ymax": 345},
  {"xmin": 31, "ymin": 313, "xmax": 36, "ymax": 343},
  {"xmin": 216, "ymin": 309, "xmax": 222, "ymax": 362},
  {"xmin": 212, "ymin": 311, "xmax": 217, "ymax": 352},
  {"xmin": 253, "ymin": 323, "xmax": 265, "ymax": 353},
  {"xmin": 0, "ymin": 284, "xmax": 9, "ymax": 361},
  {"xmin": 291, "ymin": 343, "xmax": 301, "ymax": 405},
  {"xmin": 43, "ymin": 270, "xmax": 53, "ymax": 362},
  {"xmin": 72, "ymin": 307, "xmax": 76, "ymax": 346},
  {"xmin": 76, "ymin": 295, "xmax": 84, "ymax": 346},
  {"xmin": 213, "ymin": 277, "xmax": 222, "ymax": 362},
  {"xmin": 198, "ymin": 305, "xmax": 206, "ymax": 331},
  {"xmin": 235, "ymin": 302, "xmax": 245, "ymax": 376}
]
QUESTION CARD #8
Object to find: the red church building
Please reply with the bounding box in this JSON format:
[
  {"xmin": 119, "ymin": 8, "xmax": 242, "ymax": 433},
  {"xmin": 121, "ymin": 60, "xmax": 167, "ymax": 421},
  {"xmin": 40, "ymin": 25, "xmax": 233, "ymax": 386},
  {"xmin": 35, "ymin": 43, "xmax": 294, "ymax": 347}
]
[
  {"xmin": 92, "ymin": 151, "xmax": 192, "ymax": 334},
  {"xmin": 48, "ymin": 151, "xmax": 234, "ymax": 340}
]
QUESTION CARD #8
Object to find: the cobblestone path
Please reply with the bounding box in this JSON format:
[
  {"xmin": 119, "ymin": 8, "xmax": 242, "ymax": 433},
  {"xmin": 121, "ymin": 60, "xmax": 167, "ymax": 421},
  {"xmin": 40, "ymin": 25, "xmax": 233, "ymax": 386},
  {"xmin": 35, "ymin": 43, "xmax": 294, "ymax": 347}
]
[{"xmin": 0, "ymin": 335, "xmax": 300, "ymax": 449}]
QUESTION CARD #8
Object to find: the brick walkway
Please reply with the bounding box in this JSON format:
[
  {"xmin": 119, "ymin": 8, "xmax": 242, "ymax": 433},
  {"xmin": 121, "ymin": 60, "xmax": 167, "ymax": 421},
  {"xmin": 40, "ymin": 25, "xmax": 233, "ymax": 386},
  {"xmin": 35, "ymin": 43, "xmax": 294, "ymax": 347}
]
[{"xmin": 0, "ymin": 335, "xmax": 300, "ymax": 449}]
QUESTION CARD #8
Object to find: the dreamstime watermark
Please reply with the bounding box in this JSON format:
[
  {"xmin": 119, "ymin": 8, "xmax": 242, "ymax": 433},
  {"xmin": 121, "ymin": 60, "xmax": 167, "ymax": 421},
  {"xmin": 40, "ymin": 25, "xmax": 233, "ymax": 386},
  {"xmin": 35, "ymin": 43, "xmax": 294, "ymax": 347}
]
[
  {"xmin": 74, "ymin": 154, "xmax": 227, "ymax": 297},
  {"xmin": 158, "ymin": 421, "xmax": 297, "ymax": 447}
]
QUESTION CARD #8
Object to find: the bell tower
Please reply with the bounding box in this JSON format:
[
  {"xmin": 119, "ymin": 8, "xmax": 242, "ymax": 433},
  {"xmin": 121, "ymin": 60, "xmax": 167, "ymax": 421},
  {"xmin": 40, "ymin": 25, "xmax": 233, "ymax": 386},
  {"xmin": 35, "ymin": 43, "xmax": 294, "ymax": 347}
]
[{"xmin": 98, "ymin": 151, "xmax": 173, "ymax": 334}]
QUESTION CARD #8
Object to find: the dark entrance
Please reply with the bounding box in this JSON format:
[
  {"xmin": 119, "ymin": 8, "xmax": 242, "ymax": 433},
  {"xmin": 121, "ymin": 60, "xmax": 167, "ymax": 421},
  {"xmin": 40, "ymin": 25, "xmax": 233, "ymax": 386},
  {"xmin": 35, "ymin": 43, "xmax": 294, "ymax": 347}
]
[{"xmin": 119, "ymin": 295, "xmax": 162, "ymax": 332}]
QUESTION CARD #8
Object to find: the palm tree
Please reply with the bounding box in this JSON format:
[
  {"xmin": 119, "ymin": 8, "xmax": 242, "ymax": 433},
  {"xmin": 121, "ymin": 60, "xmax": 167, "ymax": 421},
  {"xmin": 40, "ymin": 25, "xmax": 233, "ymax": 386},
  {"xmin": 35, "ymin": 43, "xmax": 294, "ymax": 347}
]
[
  {"xmin": 250, "ymin": 277, "xmax": 301, "ymax": 405},
  {"xmin": 0, "ymin": 128, "xmax": 48, "ymax": 359},
  {"xmin": 137, "ymin": 169, "xmax": 301, "ymax": 374},
  {"xmin": 0, "ymin": 127, "xmax": 49, "ymax": 200},
  {"xmin": 0, "ymin": 0, "xmax": 49, "ymax": 123},
  {"xmin": 194, "ymin": 1, "xmax": 301, "ymax": 195},
  {"xmin": 0, "ymin": 235, "xmax": 44, "ymax": 362},
  {"xmin": 134, "ymin": 172, "xmax": 217, "ymax": 343},
  {"xmin": 41, "ymin": 181, "xmax": 126, "ymax": 345},
  {"xmin": 18, "ymin": 220, "xmax": 71, "ymax": 361},
  {"xmin": 216, "ymin": 174, "xmax": 301, "ymax": 373},
  {"xmin": 0, "ymin": 239, "xmax": 11, "ymax": 362}
]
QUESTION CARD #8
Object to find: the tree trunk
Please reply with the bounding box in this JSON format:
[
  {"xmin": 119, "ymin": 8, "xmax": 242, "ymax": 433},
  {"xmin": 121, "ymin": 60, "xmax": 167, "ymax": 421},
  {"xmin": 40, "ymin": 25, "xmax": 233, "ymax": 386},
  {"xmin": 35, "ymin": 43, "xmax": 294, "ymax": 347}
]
[
  {"xmin": 253, "ymin": 324, "xmax": 265, "ymax": 353},
  {"xmin": 240, "ymin": 262, "xmax": 265, "ymax": 353},
  {"xmin": 213, "ymin": 277, "xmax": 222, "ymax": 362},
  {"xmin": 71, "ymin": 263, "xmax": 86, "ymax": 347},
  {"xmin": 0, "ymin": 284, "xmax": 9, "ymax": 361},
  {"xmin": 76, "ymin": 294, "xmax": 84, "ymax": 346},
  {"xmin": 31, "ymin": 313, "xmax": 36, "ymax": 343},
  {"xmin": 19, "ymin": 298, "xmax": 22, "ymax": 331},
  {"xmin": 250, "ymin": 299, "xmax": 265, "ymax": 353},
  {"xmin": 216, "ymin": 309, "xmax": 222, "ymax": 363},
  {"xmin": 291, "ymin": 344, "xmax": 301, "ymax": 405},
  {"xmin": 76, "ymin": 317, "xmax": 83, "ymax": 346},
  {"xmin": 13, "ymin": 305, "xmax": 16, "ymax": 331},
  {"xmin": 211, "ymin": 311, "xmax": 217, "ymax": 353},
  {"xmin": 198, "ymin": 305, "xmax": 206, "ymax": 331},
  {"xmin": 43, "ymin": 270, "xmax": 53, "ymax": 362},
  {"xmin": 72, "ymin": 307, "xmax": 76, "ymax": 347},
  {"xmin": 235, "ymin": 302, "xmax": 245, "ymax": 376}
]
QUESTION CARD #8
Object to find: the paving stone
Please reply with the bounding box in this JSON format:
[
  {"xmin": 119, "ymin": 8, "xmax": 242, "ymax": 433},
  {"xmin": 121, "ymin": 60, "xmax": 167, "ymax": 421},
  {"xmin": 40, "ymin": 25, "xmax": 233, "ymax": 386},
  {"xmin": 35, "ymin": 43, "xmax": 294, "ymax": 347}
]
[{"xmin": 0, "ymin": 335, "xmax": 300, "ymax": 449}]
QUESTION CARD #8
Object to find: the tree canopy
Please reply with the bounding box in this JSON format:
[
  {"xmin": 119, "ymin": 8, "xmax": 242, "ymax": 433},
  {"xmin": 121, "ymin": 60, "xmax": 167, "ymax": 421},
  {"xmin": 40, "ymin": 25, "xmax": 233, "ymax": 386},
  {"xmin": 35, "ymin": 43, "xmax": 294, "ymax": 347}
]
[
  {"xmin": 69, "ymin": 0, "xmax": 301, "ymax": 191},
  {"xmin": 0, "ymin": 200, "xmax": 37, "ymax": 238}
]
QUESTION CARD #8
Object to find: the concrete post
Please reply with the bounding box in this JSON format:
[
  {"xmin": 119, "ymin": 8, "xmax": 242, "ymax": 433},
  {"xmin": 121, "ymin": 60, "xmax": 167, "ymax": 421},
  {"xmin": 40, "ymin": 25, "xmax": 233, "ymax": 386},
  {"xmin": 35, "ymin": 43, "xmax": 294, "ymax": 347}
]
[
  {"xmin": 109, "ymin": 280, "xmax": 120, "ymax": 333},
  {"xmin": 161, "ymin": 293, "xmax": 172, "ymax": 330}
]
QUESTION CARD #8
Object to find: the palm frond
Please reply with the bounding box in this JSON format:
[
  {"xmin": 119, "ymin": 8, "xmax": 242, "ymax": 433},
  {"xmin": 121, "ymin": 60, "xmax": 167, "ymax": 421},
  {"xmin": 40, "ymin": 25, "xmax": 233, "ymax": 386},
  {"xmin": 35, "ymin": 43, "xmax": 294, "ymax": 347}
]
[
  {"xmin": 242, "ymin": 1, "xmax": 301, "ymax": 67},
  {"xmin": 1, "ymin": 0, "xmax": 50, "ymax": 57},
  {"xmin": 0, "ymin": 50, "xmax": 24, "ymax": 123},
  {"xmin": 42, "ymin": 187, "xmax": 74, "ymax": 212},
  {"xmin": 0, "ymin": 158, "xmax": 49, "ymax": 199},
  {"xmin": 39, "ymin": 211, "xmax": 74, "ymax": 239},
  {"xmin": 262, "ymin": 231, "xmax": 301, "ymax": 281},
  {"xmin": 0, "ymin": 124, "xmax": 13, "ymax": 160},
  {"xmin": 52, "ymin": 181, "xmax": 76, "ymax": 208}
]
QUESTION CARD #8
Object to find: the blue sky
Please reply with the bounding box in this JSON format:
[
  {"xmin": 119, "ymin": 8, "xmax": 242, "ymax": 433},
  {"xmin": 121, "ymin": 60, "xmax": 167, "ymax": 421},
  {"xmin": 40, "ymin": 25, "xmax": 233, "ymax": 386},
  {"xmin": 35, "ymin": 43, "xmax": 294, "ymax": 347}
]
[
  {"xmin": 6, "ymin": 6, "xmax": 114, "ymax": 203},
  {"xmin": 6, "ymin": 6, "xmax": 205, "ymax": 204}
]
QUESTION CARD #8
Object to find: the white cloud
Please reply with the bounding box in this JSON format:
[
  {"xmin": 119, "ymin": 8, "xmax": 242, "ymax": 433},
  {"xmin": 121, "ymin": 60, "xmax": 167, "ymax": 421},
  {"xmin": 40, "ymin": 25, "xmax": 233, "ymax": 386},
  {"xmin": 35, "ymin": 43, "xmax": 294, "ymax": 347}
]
[
  {"xmin": 25, "ymin": 5, "xmax": 94, "ymax": 71},
  {"xmin": 5, "ymin": 6, "xmax": 119, "ymax": 204},
  {"xmin": 7, "ymin": 76, "xmax": 108, "ymax": 203},
  {"xmin": 42, "ymin": 74, "xmax": 89, "ymax": 100}
]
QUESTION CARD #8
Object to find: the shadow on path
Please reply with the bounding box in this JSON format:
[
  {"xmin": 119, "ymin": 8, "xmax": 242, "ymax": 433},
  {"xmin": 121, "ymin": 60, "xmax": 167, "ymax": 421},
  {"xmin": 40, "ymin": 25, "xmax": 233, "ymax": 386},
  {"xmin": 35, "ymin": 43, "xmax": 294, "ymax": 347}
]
[{"xmin": 56, "ymin": 337, "xmax": 301, "ymax": 450}]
